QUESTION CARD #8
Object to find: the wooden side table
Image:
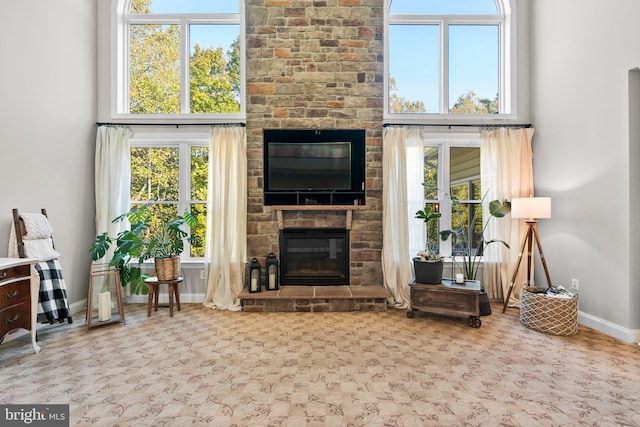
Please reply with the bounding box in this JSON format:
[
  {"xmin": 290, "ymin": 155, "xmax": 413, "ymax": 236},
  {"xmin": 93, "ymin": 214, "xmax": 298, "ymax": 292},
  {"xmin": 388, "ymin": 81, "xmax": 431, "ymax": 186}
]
[{"xmin": 145, "ymin": 276, "xmax": 183, "ymax": 317}]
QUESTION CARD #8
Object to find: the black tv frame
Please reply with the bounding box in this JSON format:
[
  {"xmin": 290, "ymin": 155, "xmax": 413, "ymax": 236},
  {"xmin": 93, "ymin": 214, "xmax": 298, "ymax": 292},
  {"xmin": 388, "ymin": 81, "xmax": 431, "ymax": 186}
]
[{"xmin": 263, "ymin": 129, "xmax": 366, "ymax": 206}]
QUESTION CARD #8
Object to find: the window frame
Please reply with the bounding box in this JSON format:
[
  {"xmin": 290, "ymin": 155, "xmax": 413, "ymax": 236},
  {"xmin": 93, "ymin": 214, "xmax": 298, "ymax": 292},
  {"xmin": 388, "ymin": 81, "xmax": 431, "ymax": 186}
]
[
  {"xmin": 129, "ymin": 130, "xmax": 210, "ymax": 261},
  {"xmin": 411, "ymin": 134, "xmax": 482, "ymax": 259},
  {"xmin": 111, "ymin": 0, "xmax": 246, "ymax": 123},
  {"xmin": 384, "ymin": 0, "xmax": 516, "ymax": 123}
]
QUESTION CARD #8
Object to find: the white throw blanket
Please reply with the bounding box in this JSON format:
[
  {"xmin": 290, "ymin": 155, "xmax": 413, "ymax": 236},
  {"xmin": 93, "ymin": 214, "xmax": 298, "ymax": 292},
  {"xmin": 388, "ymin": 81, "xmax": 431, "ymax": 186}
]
[
  {"xmin": 7, "ymin": 213, "xmax": 60, "ymax": 261},
  {"xmin": 20, "ymin": 213, "xmax": 53, "ymax": 240}
]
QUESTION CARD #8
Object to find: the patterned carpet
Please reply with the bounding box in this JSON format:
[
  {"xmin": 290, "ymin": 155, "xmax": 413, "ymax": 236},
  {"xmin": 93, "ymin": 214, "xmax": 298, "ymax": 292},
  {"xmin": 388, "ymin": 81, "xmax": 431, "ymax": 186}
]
[{"xmin": 1, "ymin": 303, "xmax": 639, "ymax": 426}]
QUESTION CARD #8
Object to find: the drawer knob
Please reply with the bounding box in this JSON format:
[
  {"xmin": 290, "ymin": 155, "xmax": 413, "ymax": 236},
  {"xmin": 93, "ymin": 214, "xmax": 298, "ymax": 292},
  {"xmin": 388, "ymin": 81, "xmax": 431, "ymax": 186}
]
[
  {"xmin": 4, "ymin": 290, "xmax": 19, "ymax": 299},
  {"xmin": 6, "ymin": 314, "xmax": 20, "ymax": 324}
]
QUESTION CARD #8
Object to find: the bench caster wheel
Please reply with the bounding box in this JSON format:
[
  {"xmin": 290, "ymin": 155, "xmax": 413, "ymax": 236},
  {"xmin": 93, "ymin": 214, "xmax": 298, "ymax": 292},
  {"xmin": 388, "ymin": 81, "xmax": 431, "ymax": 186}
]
[{"xmin": 468, "ymin": 316, "xmax": 481, "ymax": 328}]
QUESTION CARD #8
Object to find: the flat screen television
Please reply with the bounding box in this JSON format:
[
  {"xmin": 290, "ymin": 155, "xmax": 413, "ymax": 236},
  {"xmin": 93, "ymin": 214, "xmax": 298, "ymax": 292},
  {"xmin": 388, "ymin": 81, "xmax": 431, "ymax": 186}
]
[{"xmin": 263, "ymin": 129, "xmax": 366, "ymax": 206}]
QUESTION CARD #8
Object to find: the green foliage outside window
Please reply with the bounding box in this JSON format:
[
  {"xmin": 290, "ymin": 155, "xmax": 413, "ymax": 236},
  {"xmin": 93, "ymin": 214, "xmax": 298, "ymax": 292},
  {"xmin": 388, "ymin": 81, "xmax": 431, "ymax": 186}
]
[
  {"xmin": 389, "ymin": 81, "xmax": 499, "ymax": 115},
  {"xmin": 129, "ymin": 0, "xmax": 240, "ymax": 114},
  {"xmin": 131, "ymin": 146, "xmax": 209, "ymax": 258},
  {"xmin": 190, "ymin": 147, "xmax": 209, "ymax": 257},
  {"xmin": 190, "ymin": 42, "xmax": 241, "ymax": 114},
  {"xmin": 129, "ymin": 23, "xmax": 181, "ymax": 114},
  {"xmin": 449, "ymin": 90, "xmax": 498, "ymax": 114}
]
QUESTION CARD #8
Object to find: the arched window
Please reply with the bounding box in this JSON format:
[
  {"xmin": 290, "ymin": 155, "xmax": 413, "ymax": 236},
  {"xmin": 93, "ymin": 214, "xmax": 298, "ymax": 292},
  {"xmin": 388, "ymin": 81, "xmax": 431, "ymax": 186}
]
[
  {"xmin": 385, "ymin": 0, "xmax": 514, "ymax": 119},
  {"xmin": 113, "ymin": 0, "xmax": 245, "ymax": 120}
]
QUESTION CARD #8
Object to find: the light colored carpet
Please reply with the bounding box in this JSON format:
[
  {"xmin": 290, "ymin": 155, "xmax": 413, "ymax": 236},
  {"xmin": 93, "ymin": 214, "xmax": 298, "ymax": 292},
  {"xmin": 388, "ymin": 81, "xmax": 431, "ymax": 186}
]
[{"xmin": 1, "ymin": 303, "xmax": 639, "ymax": 426}]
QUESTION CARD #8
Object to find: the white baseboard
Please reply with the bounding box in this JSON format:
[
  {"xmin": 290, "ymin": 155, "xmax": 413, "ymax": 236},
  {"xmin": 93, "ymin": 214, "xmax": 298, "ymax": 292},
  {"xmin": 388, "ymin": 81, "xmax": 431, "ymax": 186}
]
[
  {"xmin": 579, "ymin": 311, "xmax": 640, "ymax": 344},
  {"xmin": 70, "ymin": 299, "xmax": 87, "ymax": 316}
]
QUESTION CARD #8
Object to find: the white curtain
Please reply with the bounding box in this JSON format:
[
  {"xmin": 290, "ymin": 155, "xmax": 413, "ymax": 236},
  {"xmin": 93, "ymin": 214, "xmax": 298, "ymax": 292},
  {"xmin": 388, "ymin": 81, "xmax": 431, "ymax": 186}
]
[
  {"xmin": 481, "ymin": 128, "xmax": 534, "ymax": 306},
  {"xmin": 406, "ymin": 128, "xmax": 428, "ymax": 259},
  {"xmin": 203, "ymin": 126, "xmax": 247, "ymax": 311},
  {"xmin": 94, "ymin": 126, "xmax": 132, "ymax": 261},
  {"xmin": 381, "ymin": 127, "xmax": 413, "ymax": 308}
]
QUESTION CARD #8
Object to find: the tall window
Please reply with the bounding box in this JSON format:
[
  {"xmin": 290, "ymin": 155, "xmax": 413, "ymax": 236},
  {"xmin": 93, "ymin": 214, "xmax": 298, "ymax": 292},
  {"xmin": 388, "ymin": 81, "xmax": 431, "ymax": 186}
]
[
  {"xmin": 385, "ymin": 0, "xmax": 513, "ymax": 118},
  {"xmin": 130, "ymin": 133, "xmax": 209, "ymax": 259},
  {"xmin": 409, "ymin": 137, "xmax": 482, "ymax": 258},
  {"xmin": 115, "ymin": 0, "xmax": 244, "ymax": 119}
]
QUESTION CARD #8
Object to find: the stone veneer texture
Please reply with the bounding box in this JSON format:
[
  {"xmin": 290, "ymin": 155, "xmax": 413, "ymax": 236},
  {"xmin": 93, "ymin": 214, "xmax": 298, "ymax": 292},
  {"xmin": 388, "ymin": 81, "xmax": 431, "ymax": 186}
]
[{"xmin": 245, "ymin": 0, "xmax": 384, "ymax": 286}]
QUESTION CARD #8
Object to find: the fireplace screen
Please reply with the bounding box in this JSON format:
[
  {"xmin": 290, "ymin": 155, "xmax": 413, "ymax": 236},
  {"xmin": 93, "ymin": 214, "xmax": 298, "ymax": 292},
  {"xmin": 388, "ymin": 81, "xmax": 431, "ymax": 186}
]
[{"xmin": 279, "ymin": 228, "xmax": 349, "ymax": 286}]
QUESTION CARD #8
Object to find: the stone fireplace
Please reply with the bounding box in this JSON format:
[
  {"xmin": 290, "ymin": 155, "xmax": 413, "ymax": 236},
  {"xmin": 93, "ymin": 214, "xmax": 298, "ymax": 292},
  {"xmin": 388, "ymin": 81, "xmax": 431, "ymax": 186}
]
[
  {"xmin": 245, "ymin": 0, "xmax": 384, "ymax": 289},
  {"xmin": 280, "ymin": 228, "xmax": 349, "ymax": 285}
]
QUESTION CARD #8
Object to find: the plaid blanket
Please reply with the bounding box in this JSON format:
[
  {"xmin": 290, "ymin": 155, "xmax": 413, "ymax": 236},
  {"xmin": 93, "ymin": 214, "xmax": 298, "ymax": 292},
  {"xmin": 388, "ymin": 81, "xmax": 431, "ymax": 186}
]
[{"xmin": 34, "ymin": 260, "xmax": 71, "ymax": 324}]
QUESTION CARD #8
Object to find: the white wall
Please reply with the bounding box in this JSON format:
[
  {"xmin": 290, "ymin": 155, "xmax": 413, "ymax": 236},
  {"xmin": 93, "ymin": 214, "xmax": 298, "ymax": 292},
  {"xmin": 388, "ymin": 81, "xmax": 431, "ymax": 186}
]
[
  {"xmin": 0, "ymin": 1, "xmax": 97, "ymax": 308},
  {"xmin": 531, "ymin": 0, "xmax": 640, "ymax": 341}
]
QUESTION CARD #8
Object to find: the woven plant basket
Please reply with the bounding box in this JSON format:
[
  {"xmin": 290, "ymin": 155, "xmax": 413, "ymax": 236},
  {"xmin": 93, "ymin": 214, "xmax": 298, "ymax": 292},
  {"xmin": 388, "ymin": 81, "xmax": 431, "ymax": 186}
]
[
  {"xmin": 520, "ymin": 287, "xmax": 578, "ymax": 336},
  {"xmin": 155, "ymin": 256, "xmax": 179, "ymax": 281}
]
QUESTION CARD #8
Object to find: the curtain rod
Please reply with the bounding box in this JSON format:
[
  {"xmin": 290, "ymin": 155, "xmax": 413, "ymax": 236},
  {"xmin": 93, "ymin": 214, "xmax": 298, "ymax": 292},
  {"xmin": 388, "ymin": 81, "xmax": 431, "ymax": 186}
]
[
  {"xmin": 383, "ymin": 123, "xmax": 531, "ymax": 128},
  {"xmin": 96, "ymin": 122, "xmax": 246, "ymax": 127}
]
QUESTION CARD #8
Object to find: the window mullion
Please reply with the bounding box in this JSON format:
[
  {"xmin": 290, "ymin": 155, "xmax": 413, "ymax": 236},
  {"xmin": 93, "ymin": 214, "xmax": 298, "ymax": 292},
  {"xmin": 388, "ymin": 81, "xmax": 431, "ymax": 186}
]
[
  {"xmin": 500, "ymin": 16, "xmax": 510, "ymax": 114},
  {"xmin": 439, "ymin": 143, "xmax": 452, "ymax": 256},
  {"xmin": 440, "ymin": 19, "xmax": 449, "ymax": 115},
  {"xmin": 180, "ymin": 18, "xmax": 190, "ymax": 114},
  {"xmin": 178, "ymin": 142, "xmax": 189, "ymax": 219},
  {"xmin": 179, "ymin": 142, "xmax": 190, "ymax": 259},
  {"xmin": 122, "ymin": 22, "xmax": 131, "ymax": 115}
]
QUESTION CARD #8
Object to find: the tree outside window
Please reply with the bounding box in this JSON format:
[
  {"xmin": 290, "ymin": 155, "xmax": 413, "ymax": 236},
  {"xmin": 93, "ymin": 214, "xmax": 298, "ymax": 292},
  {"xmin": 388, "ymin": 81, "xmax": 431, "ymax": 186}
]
[
  {"xmin": 386, "ymin": 0, "xmax": 508, "ymax": 116},
  {"xmin": 125, "ymin": 0, "xmax": 242, "ymax": 116}
]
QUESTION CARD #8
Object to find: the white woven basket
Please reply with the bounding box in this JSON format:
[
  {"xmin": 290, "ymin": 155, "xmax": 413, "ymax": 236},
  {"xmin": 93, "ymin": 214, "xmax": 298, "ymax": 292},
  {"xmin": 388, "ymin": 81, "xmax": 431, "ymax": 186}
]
[{"xmin": 520, "ymin": 288, "xmax": 578, "ymax": 336}]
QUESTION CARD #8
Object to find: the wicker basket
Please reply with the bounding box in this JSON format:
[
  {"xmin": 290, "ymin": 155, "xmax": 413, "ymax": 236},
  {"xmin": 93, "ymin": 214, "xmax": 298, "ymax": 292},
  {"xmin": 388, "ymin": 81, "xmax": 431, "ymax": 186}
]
[
  {"xmin": 520, "ymin": 288, "xmax": 578, "ymax": 336},
  {"xmin": 155, "ymin": 256, "xmax": 179, "ymax": 281}
]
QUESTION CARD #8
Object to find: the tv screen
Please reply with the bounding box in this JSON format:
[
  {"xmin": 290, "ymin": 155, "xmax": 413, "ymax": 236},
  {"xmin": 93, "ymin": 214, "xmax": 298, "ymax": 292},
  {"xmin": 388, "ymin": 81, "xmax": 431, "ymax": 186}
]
[
  {"xmin": 268, "ymin": 142, "xmax": 351, "ymax": 191},
  {"xmin": 263, "ymin": 129, "xmax": 366, "ymax": 206}
]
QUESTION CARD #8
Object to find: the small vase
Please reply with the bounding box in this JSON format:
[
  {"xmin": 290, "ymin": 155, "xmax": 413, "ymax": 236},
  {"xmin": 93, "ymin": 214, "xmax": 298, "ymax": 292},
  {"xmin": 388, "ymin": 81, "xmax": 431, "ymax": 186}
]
[{"xmin": 413, "ymin": 257, "xmax": 444, "ymax": 284}]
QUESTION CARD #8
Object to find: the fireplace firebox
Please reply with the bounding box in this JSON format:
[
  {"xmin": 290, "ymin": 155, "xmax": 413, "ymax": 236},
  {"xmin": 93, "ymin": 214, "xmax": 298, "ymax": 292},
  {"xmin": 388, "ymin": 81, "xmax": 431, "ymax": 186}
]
[{"xmin": 279, "ymin": 228, "xmax": 349, "ymax": 286}]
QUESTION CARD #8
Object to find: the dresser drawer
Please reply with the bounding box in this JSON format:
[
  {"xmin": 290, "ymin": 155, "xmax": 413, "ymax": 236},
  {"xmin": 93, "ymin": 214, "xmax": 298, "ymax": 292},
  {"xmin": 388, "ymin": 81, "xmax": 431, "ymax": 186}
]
[
  {"xmin": 0, "ymin": 302, "xmax": 31, "ymax": 338},
  {"xmin": 0, "ymin": 264, "xmax": 31, "ymax": 282},
  {"xmin": 0, "ymin": 278, "xmax": 31, "ymax": 310}
]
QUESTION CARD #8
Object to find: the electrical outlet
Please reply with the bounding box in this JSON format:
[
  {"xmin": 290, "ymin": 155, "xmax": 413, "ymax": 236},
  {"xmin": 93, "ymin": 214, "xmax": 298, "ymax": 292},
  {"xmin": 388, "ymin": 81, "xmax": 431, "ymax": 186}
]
[
  {"xmin": 200, "ymin": 270, "xmax": 205, "ymax": 280},
  {"xmin": 571, "ymin": 278, "xmax": 579, "ymax": 290}
]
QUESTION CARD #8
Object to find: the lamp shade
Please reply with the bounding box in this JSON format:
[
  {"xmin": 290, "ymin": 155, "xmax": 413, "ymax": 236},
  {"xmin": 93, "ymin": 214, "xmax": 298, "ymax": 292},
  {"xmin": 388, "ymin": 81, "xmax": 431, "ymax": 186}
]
[{"xmin": 511, "ymin": 197, "xmax": 551, "ymax": 219}]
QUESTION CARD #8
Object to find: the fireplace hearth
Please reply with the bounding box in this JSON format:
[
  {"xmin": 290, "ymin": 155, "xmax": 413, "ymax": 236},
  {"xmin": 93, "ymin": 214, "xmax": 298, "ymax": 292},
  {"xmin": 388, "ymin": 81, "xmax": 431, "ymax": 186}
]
[{"xmin": 279, "ymin": 228, "xmax": 349, "ymax": 286}]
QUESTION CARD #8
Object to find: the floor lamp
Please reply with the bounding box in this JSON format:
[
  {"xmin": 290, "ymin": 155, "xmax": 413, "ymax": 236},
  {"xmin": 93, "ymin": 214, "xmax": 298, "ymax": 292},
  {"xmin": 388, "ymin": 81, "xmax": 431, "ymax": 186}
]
[{"xmin": 502, "ymin": 197, "xmax": 553, "ymax": 313}]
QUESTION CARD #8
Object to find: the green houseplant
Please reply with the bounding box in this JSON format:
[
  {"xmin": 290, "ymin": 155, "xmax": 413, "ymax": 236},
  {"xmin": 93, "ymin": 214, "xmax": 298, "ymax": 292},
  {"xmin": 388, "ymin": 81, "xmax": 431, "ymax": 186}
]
[
  {"xmin": 434, "ymin": 186, "xmax": 511, "ymax": 282},
  {"xmin": 417, "ymin": 185, "xmax": 511, "ymax": 315},
  {"xmin": 89, "ymin": 202, "xmax": 199, "ymax": 295}
]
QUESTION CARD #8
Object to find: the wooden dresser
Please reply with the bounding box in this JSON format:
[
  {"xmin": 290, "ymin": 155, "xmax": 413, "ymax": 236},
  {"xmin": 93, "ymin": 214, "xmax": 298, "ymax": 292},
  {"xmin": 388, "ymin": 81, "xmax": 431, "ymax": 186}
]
[{"xmin": 0, "ymin": 258, "xmax": 40, "ymax": 353}]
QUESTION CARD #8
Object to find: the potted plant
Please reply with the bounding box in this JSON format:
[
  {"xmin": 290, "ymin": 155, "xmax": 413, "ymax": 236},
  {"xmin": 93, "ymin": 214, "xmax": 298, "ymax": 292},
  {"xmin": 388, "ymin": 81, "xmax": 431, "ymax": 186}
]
[
  {"xmin": 413, "ymin": 205, "xmax": 444, "ymax": 284},
  {"xmin": 89, "ymin": 202, "xmax": 199, "ymax": 295},
  {"xmin": 424, "ymin": 184, "xmax": 511, "ymax": 315}
]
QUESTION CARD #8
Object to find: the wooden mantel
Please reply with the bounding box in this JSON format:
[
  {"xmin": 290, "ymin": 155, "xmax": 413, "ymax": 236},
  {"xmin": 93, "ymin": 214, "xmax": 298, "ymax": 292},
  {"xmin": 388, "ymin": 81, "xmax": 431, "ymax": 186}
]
[{"xmin": 273, "ymin": 205, "xmax": 363, "ymax": 230}]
